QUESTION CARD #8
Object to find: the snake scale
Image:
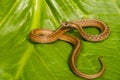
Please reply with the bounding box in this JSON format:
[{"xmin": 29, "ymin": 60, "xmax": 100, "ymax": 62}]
[{"xmin": 29, "ymin": 19, "xmax": 110, "ymax": 79}]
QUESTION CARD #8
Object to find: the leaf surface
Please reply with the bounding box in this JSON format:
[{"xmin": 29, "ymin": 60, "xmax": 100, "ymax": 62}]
[{"xmin": 0, "ymin": 0, "xmax": 120, "ymax": 80}]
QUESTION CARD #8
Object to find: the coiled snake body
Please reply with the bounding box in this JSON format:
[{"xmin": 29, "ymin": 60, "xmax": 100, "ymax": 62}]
[{"xmin": 29, "ymin": 19, "xmax": 110, "ymax": 79}]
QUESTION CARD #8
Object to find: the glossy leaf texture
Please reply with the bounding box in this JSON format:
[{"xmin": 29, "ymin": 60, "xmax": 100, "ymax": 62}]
[{"xmin": 0, "ymin": 0, "xmax": 120, "ymax": 80}]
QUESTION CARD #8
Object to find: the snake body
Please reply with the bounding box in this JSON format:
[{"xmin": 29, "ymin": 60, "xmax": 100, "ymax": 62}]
[{"xmin": 29, "ymin": 19, "xmax": 110, "ymax": 79}]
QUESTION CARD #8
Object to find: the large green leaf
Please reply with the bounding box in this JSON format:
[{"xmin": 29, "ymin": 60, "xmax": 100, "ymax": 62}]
[{"xmin": 0, "ymin": 0, "xmax": 120, "ymax": 80}]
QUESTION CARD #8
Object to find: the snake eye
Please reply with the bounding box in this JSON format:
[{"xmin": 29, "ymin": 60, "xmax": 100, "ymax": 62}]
[
  {"xmin": 65, "ymin": 22, "xmax": 68, "ymax": 25},
  {"xmin": 61, "ymin": 22, "xmax": 69, "ymax": 27}
]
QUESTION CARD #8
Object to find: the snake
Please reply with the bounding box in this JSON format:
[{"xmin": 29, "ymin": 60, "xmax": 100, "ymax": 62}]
[{"xmin": 29, "ymin": 19, "xmax": 110, "ymax": 79}]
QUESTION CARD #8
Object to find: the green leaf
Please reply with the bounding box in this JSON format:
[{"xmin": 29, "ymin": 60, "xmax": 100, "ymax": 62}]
[{"xmin": 0, "ymin": 0, "xmax": 120, "ymax": 80}]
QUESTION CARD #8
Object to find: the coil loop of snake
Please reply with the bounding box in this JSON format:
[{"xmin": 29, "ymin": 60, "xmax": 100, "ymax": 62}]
[{"xmin": 29, "ymin": 19, "xmax": 110, "ymax": 79}]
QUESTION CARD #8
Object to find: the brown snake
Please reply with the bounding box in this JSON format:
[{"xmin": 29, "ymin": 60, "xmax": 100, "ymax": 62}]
[{"xmin": 29, "ymin": 19, "xmax": 110, "ymax": 79}]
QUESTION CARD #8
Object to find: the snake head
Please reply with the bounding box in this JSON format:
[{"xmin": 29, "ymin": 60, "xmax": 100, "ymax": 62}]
[
  {"xmin": 61, "ymin": 22, "xmax": 71, "ymax": 27},
  {"xmin": 61, "ymin": 22, "xmax": 73, "ymax": 28},
  {"xmin": 60, "ymin": 21, "xmax": 77, "ymax": 30}
]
